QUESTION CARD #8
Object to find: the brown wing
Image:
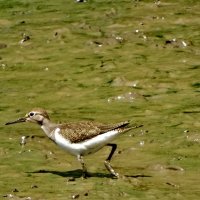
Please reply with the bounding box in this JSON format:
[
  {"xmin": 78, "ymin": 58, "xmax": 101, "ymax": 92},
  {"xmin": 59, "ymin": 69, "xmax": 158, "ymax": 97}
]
[
  {"xmin": 98, "ymin": 121, "xmax": 130, "ymax": 133},
  {"xmin": 59, "ymin": 121, "xmax": 130, "ymax": 143}
]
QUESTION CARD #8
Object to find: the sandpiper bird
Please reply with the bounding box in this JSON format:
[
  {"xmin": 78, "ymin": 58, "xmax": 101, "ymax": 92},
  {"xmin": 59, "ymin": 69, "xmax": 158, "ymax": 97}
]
[{"xmin": 5, "ymin": 108, "xmax": 141, "ymax": 178}]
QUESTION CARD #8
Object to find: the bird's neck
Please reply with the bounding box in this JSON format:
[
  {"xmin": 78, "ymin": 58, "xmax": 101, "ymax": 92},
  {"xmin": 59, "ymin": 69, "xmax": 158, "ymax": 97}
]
[{"xmin": 40, "ymin": 118, "xmax": 58, "ymax": 140}]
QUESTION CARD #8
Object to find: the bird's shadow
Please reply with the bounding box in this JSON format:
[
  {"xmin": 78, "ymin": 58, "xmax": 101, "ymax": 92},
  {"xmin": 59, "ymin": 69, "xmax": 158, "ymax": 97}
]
[
  {"xmin": 28, "ymin": 169, "xmax": 114, "ymax": 179},
  {"xmin": 27, "ymin": 169, "xmax": 152, "ymax": 179}
]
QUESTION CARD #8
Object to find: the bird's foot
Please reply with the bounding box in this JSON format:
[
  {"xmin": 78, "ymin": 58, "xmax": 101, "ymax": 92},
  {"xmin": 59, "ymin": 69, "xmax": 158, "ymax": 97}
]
[
  {"xmin": 104, "ymin": 160, "xmax": 119, "ymax": 178},
  {"xmin": 82, "ymin": 171, "xmax": 91, "ymax": 179}
]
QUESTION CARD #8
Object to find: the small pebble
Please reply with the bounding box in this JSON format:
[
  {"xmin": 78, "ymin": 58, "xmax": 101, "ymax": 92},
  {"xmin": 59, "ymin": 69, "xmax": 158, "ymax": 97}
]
[
  {"xmin": 67, "ymin": 177, "xmax": 76, "ymax": 182},
  {"xmin": 20, "ymin": 34, "xmax": 30, "ymax": 44},
  {"xmin": 182, "ymin": 40, "xmax": 187, "ymax": 47},
  {"xmin": 20, "ymin": 20, "xmax": 26, "ymax": 24},
  {"xmin": 76, "ymin": 0, "xmax": 86, "ymax": 2},
  {"xmin": 3, "ymin": 194, "xmax": 14, "ymax": 198},
  {"xmin": 72, "ymin": 194, "xmax": 79, "ymax": 199},
  {"xmin": 166, "ymin": 182, "xmax": 179, "ymax": 188},
  {"xmin": 139, "ymin": 141, "xmax": 145, "ymax": 146},
  {"xmin": 166, "ymin": 166, "xmax": 184, "ymax": 171},
  {"xmin": 20, "ymin": 136, "xmax": 27, "ymax": 146},
  {"xmin": 31, "ymin": 185, "xmax": 38, "ymax": 189},
  {"xmin": 13, "ymin": 188, "xmax": 19, "ymax": 192},
  {"xmin": 84, "ymin": 192, "xmax": 89, "ymax": 196}
]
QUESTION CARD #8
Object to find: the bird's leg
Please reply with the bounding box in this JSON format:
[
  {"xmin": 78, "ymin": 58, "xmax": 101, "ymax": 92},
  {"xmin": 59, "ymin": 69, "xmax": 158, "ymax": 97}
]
[
  {"xmin": 104, "ymin": 143, "xmax": 119, "ymax": 178},
  {"xmin": 77, "ymin": 155, "xmax": 89, "ymax": 178}
]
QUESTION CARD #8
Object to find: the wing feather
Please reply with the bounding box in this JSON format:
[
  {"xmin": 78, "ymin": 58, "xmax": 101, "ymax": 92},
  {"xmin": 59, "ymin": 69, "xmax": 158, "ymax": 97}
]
[{"xmin": 58, "ymin": 121, "xmax": 130, "ymax": 143}]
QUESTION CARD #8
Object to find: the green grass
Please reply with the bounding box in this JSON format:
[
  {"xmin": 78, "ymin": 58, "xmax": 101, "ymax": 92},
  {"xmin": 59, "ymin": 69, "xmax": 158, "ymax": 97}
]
[{"xmin": 1, "ymin": 0, "xmax": 200, "ymax": 199}]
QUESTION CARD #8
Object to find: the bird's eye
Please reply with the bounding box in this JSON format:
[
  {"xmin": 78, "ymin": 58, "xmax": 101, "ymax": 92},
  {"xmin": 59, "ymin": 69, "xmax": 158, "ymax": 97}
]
[{"xmin": 29, "ymin": 112, "xmax": 34, "ymax": 117}]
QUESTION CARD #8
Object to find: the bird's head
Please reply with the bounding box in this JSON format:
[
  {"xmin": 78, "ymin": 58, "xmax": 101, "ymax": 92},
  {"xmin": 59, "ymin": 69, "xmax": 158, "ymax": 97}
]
[{"xmin": 5, "ymin": 108, "xmax": 50, "ymax": 126}]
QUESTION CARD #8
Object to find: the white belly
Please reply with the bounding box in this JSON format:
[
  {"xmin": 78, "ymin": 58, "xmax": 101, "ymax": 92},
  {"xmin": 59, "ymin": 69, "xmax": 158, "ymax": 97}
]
[{"xmin": 54, "ymin": 128, "xmax": 119, "ymax": 156}]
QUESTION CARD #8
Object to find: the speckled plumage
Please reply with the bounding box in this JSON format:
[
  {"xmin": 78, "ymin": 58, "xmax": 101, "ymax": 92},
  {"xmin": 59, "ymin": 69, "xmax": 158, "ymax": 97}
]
[{"xmin": 58, "ymin": 121, "xmax": 131, "ymax": 143}]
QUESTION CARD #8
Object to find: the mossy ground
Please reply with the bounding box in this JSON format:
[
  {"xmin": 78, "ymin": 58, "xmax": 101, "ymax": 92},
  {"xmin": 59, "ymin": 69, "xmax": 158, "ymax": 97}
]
[{"xmin": 0, "ymin": 0, "xmax": 200, "ymax": 199}]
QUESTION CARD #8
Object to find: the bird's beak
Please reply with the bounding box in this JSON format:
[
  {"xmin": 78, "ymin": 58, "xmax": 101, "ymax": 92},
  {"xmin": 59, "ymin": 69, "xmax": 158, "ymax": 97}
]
[{"xmin": 5, "ymin": 117, "xmax": 27, "ymax": 125}]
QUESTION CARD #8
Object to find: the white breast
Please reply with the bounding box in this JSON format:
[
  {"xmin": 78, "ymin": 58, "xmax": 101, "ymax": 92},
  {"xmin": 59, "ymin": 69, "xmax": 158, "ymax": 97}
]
[{"xmin": 54, "ymin": 128, "xmax": 120, "ymax": 156}]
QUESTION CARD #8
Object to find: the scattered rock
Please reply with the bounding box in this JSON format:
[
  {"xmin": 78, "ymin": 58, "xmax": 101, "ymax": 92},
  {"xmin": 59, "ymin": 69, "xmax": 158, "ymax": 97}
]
[
  {"xmin": 165, "ymin": 165, "xmax": 184, "ymax": 171},
  {"xmin": 115, "ymin": 35, "xmax": 124, "ymax": 43},
  {"xmin": 19, "ymin": 20, "xmax": 26, "ymax": 24},
  {"xmin": 166, "ymin": 182, "xmax": 180, "ymax": 188},
  {"xmin": 148, "ymin": 164, "xmax": 184, "ymax": 172},
  {"xmin": 164, "ymin": 38, "xmax": 190, "ymax": 48},
  {"xmin": 186, "ymin": 133, "xmax": 200, "ymax": 143},
  {"xmin": 3, "ymin": 194, "xmax": 14, "ymax": 198},
  {"xmin": 84, "ymin": 192, "xmax": 89, "ymax": 196},
  {"xmin": 45, "ymin": 151, "xmax": 56, "ymax": 160},
  {"xmin": 67, "ymin": 177, "xmax": 76, "ymax": 182},
  {"xmin": 1, "ymin": 63, "xmax": 6, "ymax": 69},
  {"xmin": 139, "ymin": 140, "xmax": 145, "ymax": 146},
  {"xmin": 20, "ymin": 136, "xmax": 27, "ymax": 146},
  {"xmin": 110, "ymin": 77, "xmax": 138, "ymax": 87},
  {"xmin": 91, "ymin": 40, "xmax": 103, "ymax": 47},
  {"xmin": 31, "ymin": 185, "xmax": 38, "ymax": 189},
  {"xmin": 99, "ymin": 61, "xmax": 116, "ymax": 71},
  {"xmin": 76, "ymin": 0, "xmax": 87, "ymax": 2},
  {"xmin": 108, "ymin": 92, "xmax": 144, "ymax": 103},
  {"xmin": 12, "ymin": 188, "xmax": 19, "ymax": 192},
  {"xmin": 20, "ymin": 33, "xmax": 30, "ymax": 44},
  {"xmin": 72, "ymin": 194, "xmax": 80, "ymax": 199}
]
